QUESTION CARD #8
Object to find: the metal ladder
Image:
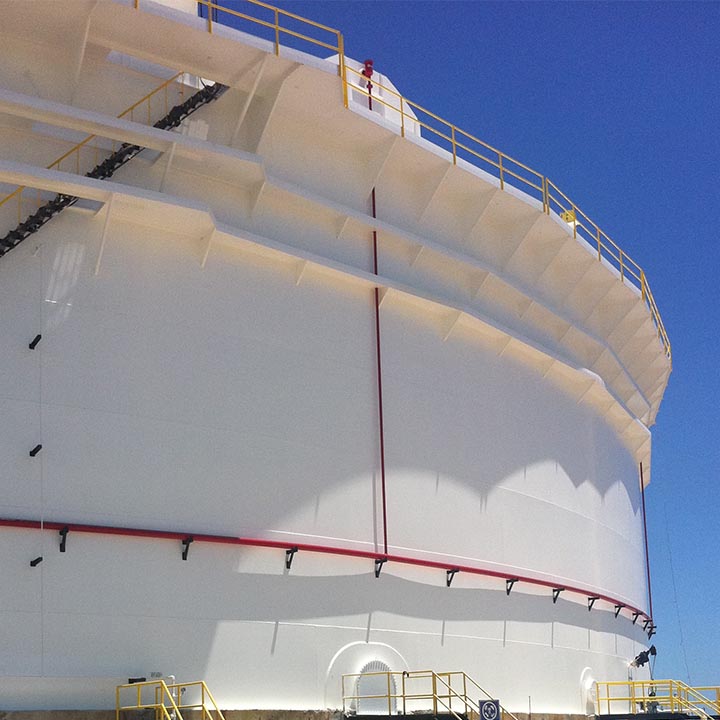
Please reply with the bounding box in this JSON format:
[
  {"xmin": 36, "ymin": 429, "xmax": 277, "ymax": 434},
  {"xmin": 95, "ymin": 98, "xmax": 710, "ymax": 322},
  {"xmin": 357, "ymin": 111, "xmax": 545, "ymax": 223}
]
[{"xmin": 0, "ymin": 80, "xmax": 228, "ymax": 258}]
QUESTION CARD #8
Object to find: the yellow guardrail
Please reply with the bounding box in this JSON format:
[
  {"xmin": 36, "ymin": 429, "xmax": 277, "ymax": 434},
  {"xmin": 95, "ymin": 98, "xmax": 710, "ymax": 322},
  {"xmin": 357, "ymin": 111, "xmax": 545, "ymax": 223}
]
[
  {"xmin": 116, "ymin": 679, "xmax": 184, "ymax": 720},
  {"xmin": 133, "ymin": 0, "xmax": 345, "ymax": 77},
  {"xmin": 5, "ymin": 0, "xmax": 668, "ymax": 361},
  {"xmin": 344, "ymin": 65, "xmax": 670, "ymax": 361},
  {"xmin": 696, "ymin": 687, "xmax": 720, "ymax": 710},
  {"xmin": 116, "ymin": 679, "xmax": 227, "ymax": 720},
  {"xmin": 124, "ymin": 0, "xmax": 671, "ymax": 362},
  {"xmin": 0, "ymin": 72, "xmax": 185, "ymax": 224},
  {"xmin": 162, "ymin": 680, "xmax": 226, "ymax": 720},
  {"xmin": 342, "ymin": 669, "xmax": 520, "ymax": 720},
  {"xmin": 595, "ymin": 680, "xmax": 720, "ymax": 717}
]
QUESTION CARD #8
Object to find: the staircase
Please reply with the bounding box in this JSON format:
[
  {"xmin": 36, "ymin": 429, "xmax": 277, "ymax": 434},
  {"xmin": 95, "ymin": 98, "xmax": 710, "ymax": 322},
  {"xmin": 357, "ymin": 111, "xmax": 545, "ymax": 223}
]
[
  {"xmin": 596, "ymin": 679, "xmax": 720, "ymax": 720},
  {"xmin": 116, "ymin": 678, "xmax": 226, "ymax": 720},
  {"xmin": 343, "ymin": 669, "xmax": 519, "ymax": 720},
  {"xmin": 0, "ymin": 79, "xmax": 228, "ymax": 258}
]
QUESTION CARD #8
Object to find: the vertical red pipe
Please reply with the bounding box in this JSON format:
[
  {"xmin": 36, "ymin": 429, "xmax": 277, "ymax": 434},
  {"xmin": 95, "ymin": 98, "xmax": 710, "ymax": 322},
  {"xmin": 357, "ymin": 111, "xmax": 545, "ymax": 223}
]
[
  {"xmin": 363, "ymin": 59, "xmax": 374, "ymax": 112},
  {"xmin": 371, "ymin": 187, "xmax": 388, "ymax": 555},
  {"xmin": 365, "ymin": 58, "xmax": 386, "ymax": 554},
  {"xmin": 639, "ymin": 462, "xmax": 654, "ymax": 620}
]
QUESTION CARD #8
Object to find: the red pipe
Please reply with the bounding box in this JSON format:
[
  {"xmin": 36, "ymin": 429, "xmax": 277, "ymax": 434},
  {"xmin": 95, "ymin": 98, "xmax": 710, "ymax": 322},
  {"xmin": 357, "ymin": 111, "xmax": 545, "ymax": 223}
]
[
  {"xmin": 0, "ymin": 516, "xmax": 650, "ymax": 623},
  {"xmin": 371, "ymin": 186, "xmax": 388, "ymax": 554},
  {"xmin": 362, "ymin": 59, "xmax": 373, "ymax": 112},
  {"xmin": 639, "ymin": 462, "xmax": 654, "ymax": 620}
]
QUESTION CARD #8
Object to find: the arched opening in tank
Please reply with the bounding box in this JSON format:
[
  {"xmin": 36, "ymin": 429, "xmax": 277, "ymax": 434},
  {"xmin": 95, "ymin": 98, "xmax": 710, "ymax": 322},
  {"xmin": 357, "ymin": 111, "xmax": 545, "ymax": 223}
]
[{"xmin": 356, "ymin": 660, "xmax": 398, "ymax": 715}]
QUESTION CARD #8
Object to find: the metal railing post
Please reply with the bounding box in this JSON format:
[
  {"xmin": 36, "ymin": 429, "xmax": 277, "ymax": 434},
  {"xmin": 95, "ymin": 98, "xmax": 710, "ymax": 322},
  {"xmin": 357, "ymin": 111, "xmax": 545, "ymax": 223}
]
[
  {"xmin": 571, "ymin": 204, "xmax": 577, "ymax": 238},
  {"xmin": 387, "ymin": 672, "xmax": 392, "ymax": 716},
  {"xmin": 432, "ymin": 673, "xmax": 438, "ymax": 715},
  {"xmin": 274, "ymin": 9, "xmax": 280, "ymax": 55},
  {"xmin": 400, "ymin": 97, "xmax": 405, "ymax": 138},
  {"xmin": 463, "ymin": 674, "xmax": 468, "ymax": 715},
  {"xmin": 498, "ymin": 154, "xmax": 504, "ymax": 190},
  {"xmin": 594, "ymin": 683, "xmax": 600, "ymax": 715},
  {"xmin": 338, "ymin": 35, "xmax": 348, "ymax": 108},
  {"xmin": 670, "ymin": 681, "xmax": 675, "ymax": 713},
  {"xmin": 402, "ymin": 672, "xmax": 406, "ymax": 715},
  {"xmin": 451, "ymin": 126, "xmax": 457, "ymax": 164}
]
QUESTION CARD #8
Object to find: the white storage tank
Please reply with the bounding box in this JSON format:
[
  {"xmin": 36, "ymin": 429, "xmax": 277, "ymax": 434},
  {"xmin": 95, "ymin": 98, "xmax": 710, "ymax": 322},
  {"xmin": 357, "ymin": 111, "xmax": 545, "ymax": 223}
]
[{"xmin": 0, "ymin": 0, "xmax": 670, "ymax": 714}]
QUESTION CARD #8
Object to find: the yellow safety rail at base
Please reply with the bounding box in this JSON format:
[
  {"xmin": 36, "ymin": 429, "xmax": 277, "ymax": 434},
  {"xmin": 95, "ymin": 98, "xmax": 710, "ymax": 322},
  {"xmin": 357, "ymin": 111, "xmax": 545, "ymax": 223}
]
[
  {"xmin": 116, "ymin": 679, "xmax": 183, "ymax": 720},
  {"xmin": 595, "ymin": 680, "xmax": 720, "ymax": 718},
  {"xmin": 696, "ymin": 687, "xmax": 720, "ymax": 710},
  {"xmin": 342, "ymin": 669, "xmax": 520, "ymax": 720},
  {"xmin": 116, "ymin": 679, "xmax": 227, "ymax": 720},
  {"xmin": 0, "ymin": 72, "xmax": 185, "ymax": 228}
]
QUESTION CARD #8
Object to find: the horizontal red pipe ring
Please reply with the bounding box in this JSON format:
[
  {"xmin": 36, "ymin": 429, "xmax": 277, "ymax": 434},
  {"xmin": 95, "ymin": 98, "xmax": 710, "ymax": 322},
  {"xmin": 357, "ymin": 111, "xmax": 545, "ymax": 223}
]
[{"xmin": 0, "ymin": 517, "xmax": 650, "ymax": 623}]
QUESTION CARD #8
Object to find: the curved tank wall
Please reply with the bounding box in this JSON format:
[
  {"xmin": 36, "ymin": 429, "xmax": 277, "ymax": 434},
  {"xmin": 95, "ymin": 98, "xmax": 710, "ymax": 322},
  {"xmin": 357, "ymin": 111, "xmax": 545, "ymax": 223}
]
[
  {"xmin": 0, "ymin": 0, "xmax": 666, "ymax": 714},
  {"xmin": 0, "ymin": 198, "xmax": 652, "ymax": 712}
]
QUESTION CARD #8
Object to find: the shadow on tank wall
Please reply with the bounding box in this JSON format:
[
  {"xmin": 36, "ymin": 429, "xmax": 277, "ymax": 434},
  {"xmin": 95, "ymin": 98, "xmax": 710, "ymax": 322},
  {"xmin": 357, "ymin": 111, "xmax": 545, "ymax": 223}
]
[{"xmin": 1, "ymin": 197, "xmax": 644, "ymax": 599}]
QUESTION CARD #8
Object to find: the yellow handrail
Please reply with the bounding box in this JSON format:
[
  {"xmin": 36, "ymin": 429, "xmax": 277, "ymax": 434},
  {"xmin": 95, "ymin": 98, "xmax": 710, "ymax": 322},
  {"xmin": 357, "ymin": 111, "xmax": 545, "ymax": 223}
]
[
  {"xmin": 116, "ymin": 680, "xmax": 184, "ymax": 720},
  {"xmin": 6, "ymin": 0, "xmax": 669, "ymax": 363},
  {"xmin": 133, "ymin": 0, "xmax": 343, "ymax": 70},
  {"xmin": 342, "ymin": 63, "xmax": 671, "ymax": 362},
  {"xmin": 136, "ymin": 1, "xmax": 669, "ymax": 361},
  {"xmin": 165, "ymin": 680, "xmax": 227, "ymax": 720},
  {"xmin": 0, "ymin": 72, "xmax": 184, "ymax": 228},
  {"xmin": 696, "ymin": 686, "xmax": 720, "ymax": 707},
  {"xmin": 116, "ymin": 679, "xmax": 227, "ymax": 720},
  {"xmin": 343, "ymin": 669, "xmax": 517, "ymax": 720},
  {"xmin": 595, "ymin": 679, "xmax": 720, "ymax": 717},
  {"xmin": 457, "ymin": 671, "xmax": 522, "ymax": 720}
]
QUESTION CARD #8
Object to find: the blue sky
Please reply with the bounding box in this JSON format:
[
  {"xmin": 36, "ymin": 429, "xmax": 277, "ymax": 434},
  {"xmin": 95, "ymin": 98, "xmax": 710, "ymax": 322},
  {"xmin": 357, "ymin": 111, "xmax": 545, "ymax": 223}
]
[{"xmin": 220, "ymin": 0, "xmax": 719, "ymax": 684}]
